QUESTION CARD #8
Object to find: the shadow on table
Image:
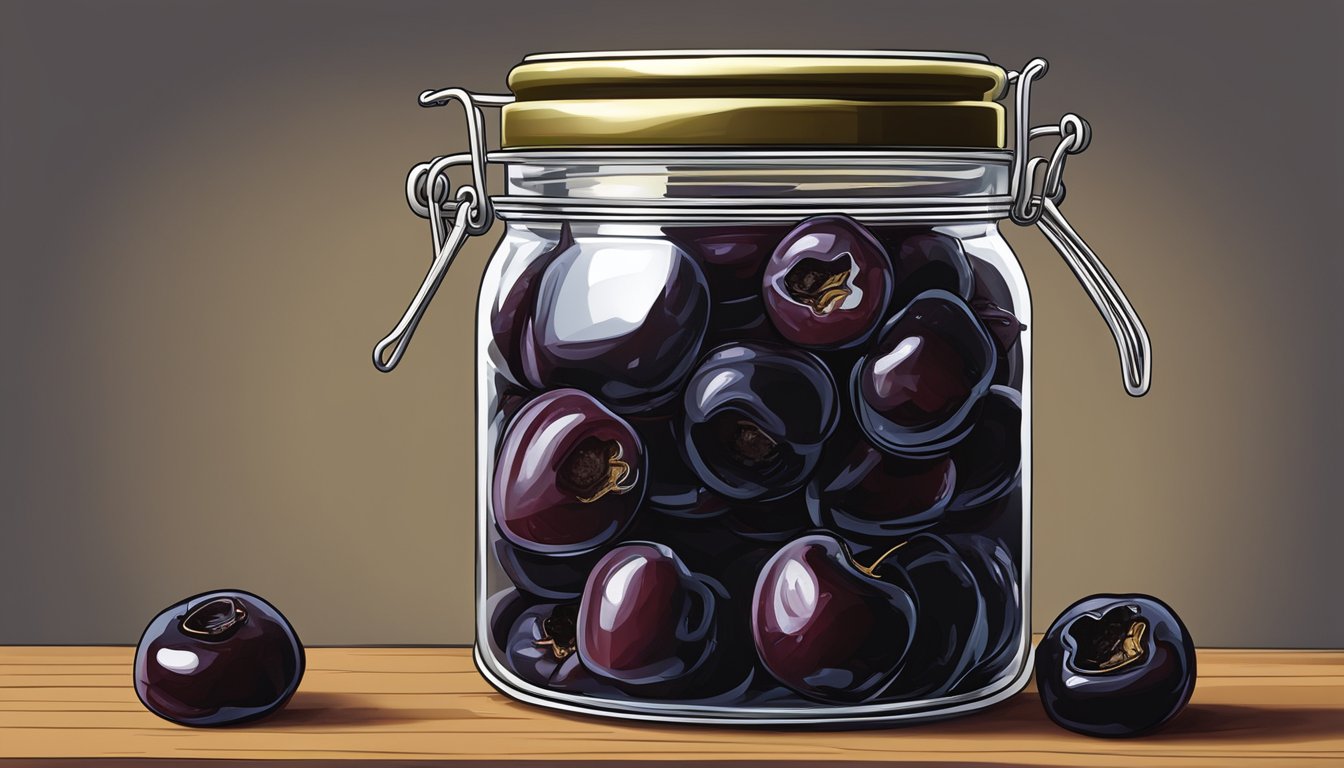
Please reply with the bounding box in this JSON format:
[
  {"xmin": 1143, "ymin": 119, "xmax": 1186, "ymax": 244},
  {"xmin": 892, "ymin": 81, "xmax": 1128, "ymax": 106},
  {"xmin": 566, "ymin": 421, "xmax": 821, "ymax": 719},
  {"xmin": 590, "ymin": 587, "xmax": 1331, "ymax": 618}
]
[
  {"xmin": 264, "ymin": 690, "xmax": 517, "ymax": 729},
  {"xmin": 921, "ymin": 695, "xmax": 1341, "ymax": 744},
  {"xmin": 1149, "ymin": 703, "xmax": 1343, "ymax": 744},
  {"xmin": 268, "ymin": 688, "xmax": 1339, "ymax": 744}
]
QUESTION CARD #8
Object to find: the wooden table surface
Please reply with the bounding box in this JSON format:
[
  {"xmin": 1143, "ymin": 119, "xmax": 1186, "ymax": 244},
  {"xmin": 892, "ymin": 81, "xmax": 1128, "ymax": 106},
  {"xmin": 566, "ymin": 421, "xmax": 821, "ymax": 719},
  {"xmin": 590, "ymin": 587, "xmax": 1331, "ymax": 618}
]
[{"xmin": 1, "ymin": 645, "xmax": 1340, "ymax": 766}]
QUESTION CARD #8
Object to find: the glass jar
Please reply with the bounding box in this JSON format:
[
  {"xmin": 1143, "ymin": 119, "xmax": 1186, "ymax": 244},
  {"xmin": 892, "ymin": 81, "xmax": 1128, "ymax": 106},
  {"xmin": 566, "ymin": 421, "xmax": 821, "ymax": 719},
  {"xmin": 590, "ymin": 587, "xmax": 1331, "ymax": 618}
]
[{"xmin": 374, "ymin": 51, "xmax": 1151, "ymax": 726}]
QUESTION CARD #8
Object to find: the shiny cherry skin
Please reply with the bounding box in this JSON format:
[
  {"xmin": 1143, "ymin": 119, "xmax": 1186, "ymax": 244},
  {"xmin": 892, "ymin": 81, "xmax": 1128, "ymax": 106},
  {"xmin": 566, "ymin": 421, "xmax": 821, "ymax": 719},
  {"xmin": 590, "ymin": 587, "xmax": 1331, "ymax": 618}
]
[
  {"xmin": 702, "ymin": 300, "xmax": 789, "ymax": 353},
  {"xmin": 623, "ymin": 513, "xmax": 774, "ymax": 669},
  {"xmin": 947, "ymin": 533, "xmax": 1024, "ymax": 691},
  {"xmin": 493, "ymin": 535, "xmax": 604, "ymax": 601},
  {"xmin": 501, "ymin": 600, "xmax": 605, "ymax": 694},
  {"xmin": 493, "ymin": 389, "xmax": 646, "ymax": 554},
  {"xmin": 683, "ymin": 342, "xmax": 839, "ymax": 501},
  {"xmin": 668, "ymin": 225, "xmax": 787, "ymax": 303},
  {"xmin": 133, "ymin": 590, "xmax": 304, "ymax": 726},
  {"xmin": 629, "ymin": 416, "xmax": 729, "ymax": 520},
  {"xmin": 762, "ymin": 215, "xmax": 893, "ymax": 350},
  {"xmin": 520, "ymin": 235, "xmax": 710, "ymax": 413},
  {"xmin": 577, "ymin": 543, "xmax": 725, "ymax": 695},
  {"xmin": 971, "ymin": 299, "xmax": 1026, "ymax": 354},
  {"xmin": 806, "ymin": 439, "xmax": 956, "ymax": 542},
  {"xmin": 490, "ymin": 224, "xmax": 574, "ymax": 384},
  {"xmin": 853, "ymin": 290, "xmax": 997, "ymax": 455},
  {"xmin": 490, "ymin": 386, "xmax": 532, "ymax": 453},
  {"xmin": 627, "ymin": 511, "xmax": 755, "ymax": 582},
  {"xmin": 721, "ymin": 493, "xmax": 812, "ymax": 545},
  {"xmin": 876, "ymin": 228, "xmax": 976, "ymax": 311},
  {"xmin": 752, "ymin": 534, "xmax": 917, "ymax": 703},
  {"xmin": 968, "ymin": 267, "xmax": 1026, "ymax": 388},
  {"xmin": 1037, "ymin": 594, "xmax": 1197, "ymax": 737},
  {"xmin": 883, "ymin": 534, "xmax": 988, "ymax": 699},
  {"xmin": 948, "ymin": 386, "xmax": 1022, "ymax": 513}
]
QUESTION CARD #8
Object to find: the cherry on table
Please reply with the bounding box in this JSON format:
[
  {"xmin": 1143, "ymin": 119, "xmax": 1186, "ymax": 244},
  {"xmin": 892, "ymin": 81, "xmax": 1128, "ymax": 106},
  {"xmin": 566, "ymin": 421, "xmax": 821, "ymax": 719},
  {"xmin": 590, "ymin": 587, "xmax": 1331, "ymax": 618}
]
[
  {"xmin": 133, "ymin": 590, "xmax": 304, "ymax": 727},
  {"xmin": 1036, "ymin": 594, "xmax": 1197, "ymax": 737}
]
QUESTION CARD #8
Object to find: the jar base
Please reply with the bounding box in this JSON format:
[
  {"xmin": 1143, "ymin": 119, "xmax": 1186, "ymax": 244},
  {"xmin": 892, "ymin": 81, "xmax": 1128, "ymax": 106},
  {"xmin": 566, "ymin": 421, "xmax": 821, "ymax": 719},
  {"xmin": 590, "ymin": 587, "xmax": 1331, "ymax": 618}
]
[{"xmin": 472, "ymin": 640, "xmax": 1035, "ymax": 727}]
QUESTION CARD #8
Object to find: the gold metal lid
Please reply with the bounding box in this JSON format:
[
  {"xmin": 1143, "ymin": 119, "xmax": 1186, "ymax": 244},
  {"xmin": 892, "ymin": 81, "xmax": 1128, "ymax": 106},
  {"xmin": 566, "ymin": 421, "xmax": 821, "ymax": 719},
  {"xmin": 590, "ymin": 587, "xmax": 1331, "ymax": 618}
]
[{"xmin": 502, "ymin": 50, "xmax": 1008, "ymax": 149}]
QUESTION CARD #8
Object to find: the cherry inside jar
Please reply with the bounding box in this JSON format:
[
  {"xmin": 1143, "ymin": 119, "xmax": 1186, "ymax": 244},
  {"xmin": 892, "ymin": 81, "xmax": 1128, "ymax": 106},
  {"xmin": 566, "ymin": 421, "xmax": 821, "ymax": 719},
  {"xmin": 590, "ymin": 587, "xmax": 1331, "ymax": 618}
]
[{"xmin": 376, "ymin": 49, "xmax": 1152, "ymax": 725}]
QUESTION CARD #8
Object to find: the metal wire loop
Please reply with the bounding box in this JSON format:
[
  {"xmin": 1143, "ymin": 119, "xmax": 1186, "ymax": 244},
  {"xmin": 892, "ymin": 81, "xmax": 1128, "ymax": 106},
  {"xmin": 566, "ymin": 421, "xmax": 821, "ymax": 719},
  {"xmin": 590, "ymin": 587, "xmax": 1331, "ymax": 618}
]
[
  {"xmin": 372, "ymin": 200, "xmax": 477, "ymax": 373},
  {"xmin": 413, "ymin": 89, "xmax": 514, "ymax": 235},
  {"xmin": 1008, "ymin": 58, "xmax": 1048, "ymax": 224},
  {"xmin": 1005, "ymin": 59, "xmax": 1152, "ymax": 395}
]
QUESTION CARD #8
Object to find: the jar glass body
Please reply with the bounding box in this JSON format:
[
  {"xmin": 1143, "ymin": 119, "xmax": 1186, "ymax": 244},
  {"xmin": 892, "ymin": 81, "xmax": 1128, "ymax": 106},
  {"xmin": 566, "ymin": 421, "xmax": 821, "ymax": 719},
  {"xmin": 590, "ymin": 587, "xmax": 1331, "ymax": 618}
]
[{"xmin": 474, "ymin": 153, "xmax": 1031, "ymax": 724}]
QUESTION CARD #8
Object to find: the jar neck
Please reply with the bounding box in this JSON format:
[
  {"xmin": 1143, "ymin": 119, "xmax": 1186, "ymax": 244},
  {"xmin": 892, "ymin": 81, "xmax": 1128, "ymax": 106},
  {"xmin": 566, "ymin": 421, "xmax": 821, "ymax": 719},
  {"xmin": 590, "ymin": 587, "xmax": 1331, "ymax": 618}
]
[
  {"xmin": 504, "ymin": 149, "xmax": 1009, "ymax": 200},
  {"xmin": 494, "ymin": 150, "xmax": 1012, "ymax": 224}
]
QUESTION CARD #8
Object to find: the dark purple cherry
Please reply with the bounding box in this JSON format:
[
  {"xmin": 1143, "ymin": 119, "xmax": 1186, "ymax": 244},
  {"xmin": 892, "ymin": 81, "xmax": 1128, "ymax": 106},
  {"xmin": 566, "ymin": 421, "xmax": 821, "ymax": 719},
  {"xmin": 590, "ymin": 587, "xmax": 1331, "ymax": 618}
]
[
  {"xmin": 630, "ymin": 416, "xmax": 729, "ymax": 519},
  {"xmin": 752, "ymin": 534, "xmax": 916, "ymax": 703},
  {"xmin": 494, "ymin": 535, "xmax": 604, "ymax": 601},
  {"xmin": 807, "ymin": 440, "xmax": 956, "ymax": 542},
  {"xmin": 969, "ymin": 258, "xmax": 1018, "ymax": 315},
  {"xmin": 520, "ymin": 236, "xmax": 710, "ymax": 412},
  {"xmin": 971, "ymin": 299, "xmax": 1026, "ymax": 353},
  {"xmin": 577, "ymin": 543, "xmax": 725, "ymax": 695},
  {"xmin": 949, "ymin": 386, "xmax": 1021, "ymax": 513},
  {"xmin": 626, "ymin": 511, "xmax": 752, "ymax": 580},
  {"xmin": 762, "ymin": 215, "xmax": 893, "ymax": 350},
  {"xmin": 668, "ymin": 225, "xmax": 787, "ymax": 302},
  {"xmin": 1037, "ymin": 595, "xmax": 1196, "ymax": 737},
  {"xmin": 133, "ymin": 590, "xmax": 304, "ymax": 726},
  {"xmin": 853, "ymin": 290, "xmax": 996, "ymax": 455},
  {"xmin": 721, "ymin": 493, "xmax": 812, "ymax": 544},
  {"xmin": 947, "ymin": 533, "xmax": 1024, "ymax": 691},
  {"xmin": 683, "ymin": 342, "xmax": 838, "ymax": 501},
  {"xmin": 972, "ymin": 298, "xmax": 1025, "ymax": 389},
  {"xmin": 703, "ymin": 298, "xmax": 788, "ymax": 351},
  {"xmin": 501, "ymin": 601, "xmax": 605, "ymax": 694},
  {"xmin": 489, "ymin": 385, "xmax": 532, "ymax": 459},
  {"xmin": 493, "ymin": 389, "xmax": 645, "ymax": 554},
  {"xmin": 882, "ymin": 534, "xmax": 988, "ymax": 699},
  {"xmin": 490, "ymin": 225, "xmax": 574, "ymax": 384},
  {"xmin": 622, "ymin": 514, "xmax": 773, "ymax": 664},
  {"xmin": 969, "ymin": 269, "xmax": 1026, "ymax": 388},
  {"xmin": 878, "ymin": 229, "xmax": 976, "ymax": 311}
]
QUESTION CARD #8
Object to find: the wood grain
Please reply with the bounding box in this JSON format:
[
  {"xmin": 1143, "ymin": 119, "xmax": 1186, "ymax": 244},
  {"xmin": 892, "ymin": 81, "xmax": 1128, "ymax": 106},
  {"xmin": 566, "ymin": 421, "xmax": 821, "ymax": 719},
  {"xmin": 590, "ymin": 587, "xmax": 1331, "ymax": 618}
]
[{"xmin": 0, "ymin": 646, "xmax": 1340, "ymax": 766}]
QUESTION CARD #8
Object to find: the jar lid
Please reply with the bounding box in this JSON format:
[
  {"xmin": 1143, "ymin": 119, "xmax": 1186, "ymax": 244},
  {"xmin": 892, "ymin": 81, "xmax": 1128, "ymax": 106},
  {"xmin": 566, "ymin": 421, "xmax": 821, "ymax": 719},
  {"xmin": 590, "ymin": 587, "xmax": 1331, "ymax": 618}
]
[{"xmin": 502, "ymin": 50, "xmax": 1008, "ymax": 150}]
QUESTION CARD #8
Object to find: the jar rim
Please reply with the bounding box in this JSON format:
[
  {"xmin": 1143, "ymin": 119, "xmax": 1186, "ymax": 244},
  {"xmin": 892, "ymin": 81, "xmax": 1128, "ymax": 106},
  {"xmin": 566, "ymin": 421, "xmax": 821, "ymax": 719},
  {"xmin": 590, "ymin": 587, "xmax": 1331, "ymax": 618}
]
[
  {"xmin": 520, "ymin": 49, "xmax": 991, "ymax": 63},
  {"xmin": 492, "ymin": 148, "xmax": 1013, "ymax": 163}
]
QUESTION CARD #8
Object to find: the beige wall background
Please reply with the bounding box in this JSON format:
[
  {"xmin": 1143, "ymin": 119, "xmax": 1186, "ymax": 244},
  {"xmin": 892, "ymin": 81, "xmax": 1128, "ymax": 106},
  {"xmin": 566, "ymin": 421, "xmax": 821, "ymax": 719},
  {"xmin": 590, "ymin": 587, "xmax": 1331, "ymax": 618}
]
[{"xmin": 2, "ymin": 0, "xmax": 1340, "ymax": 648}]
